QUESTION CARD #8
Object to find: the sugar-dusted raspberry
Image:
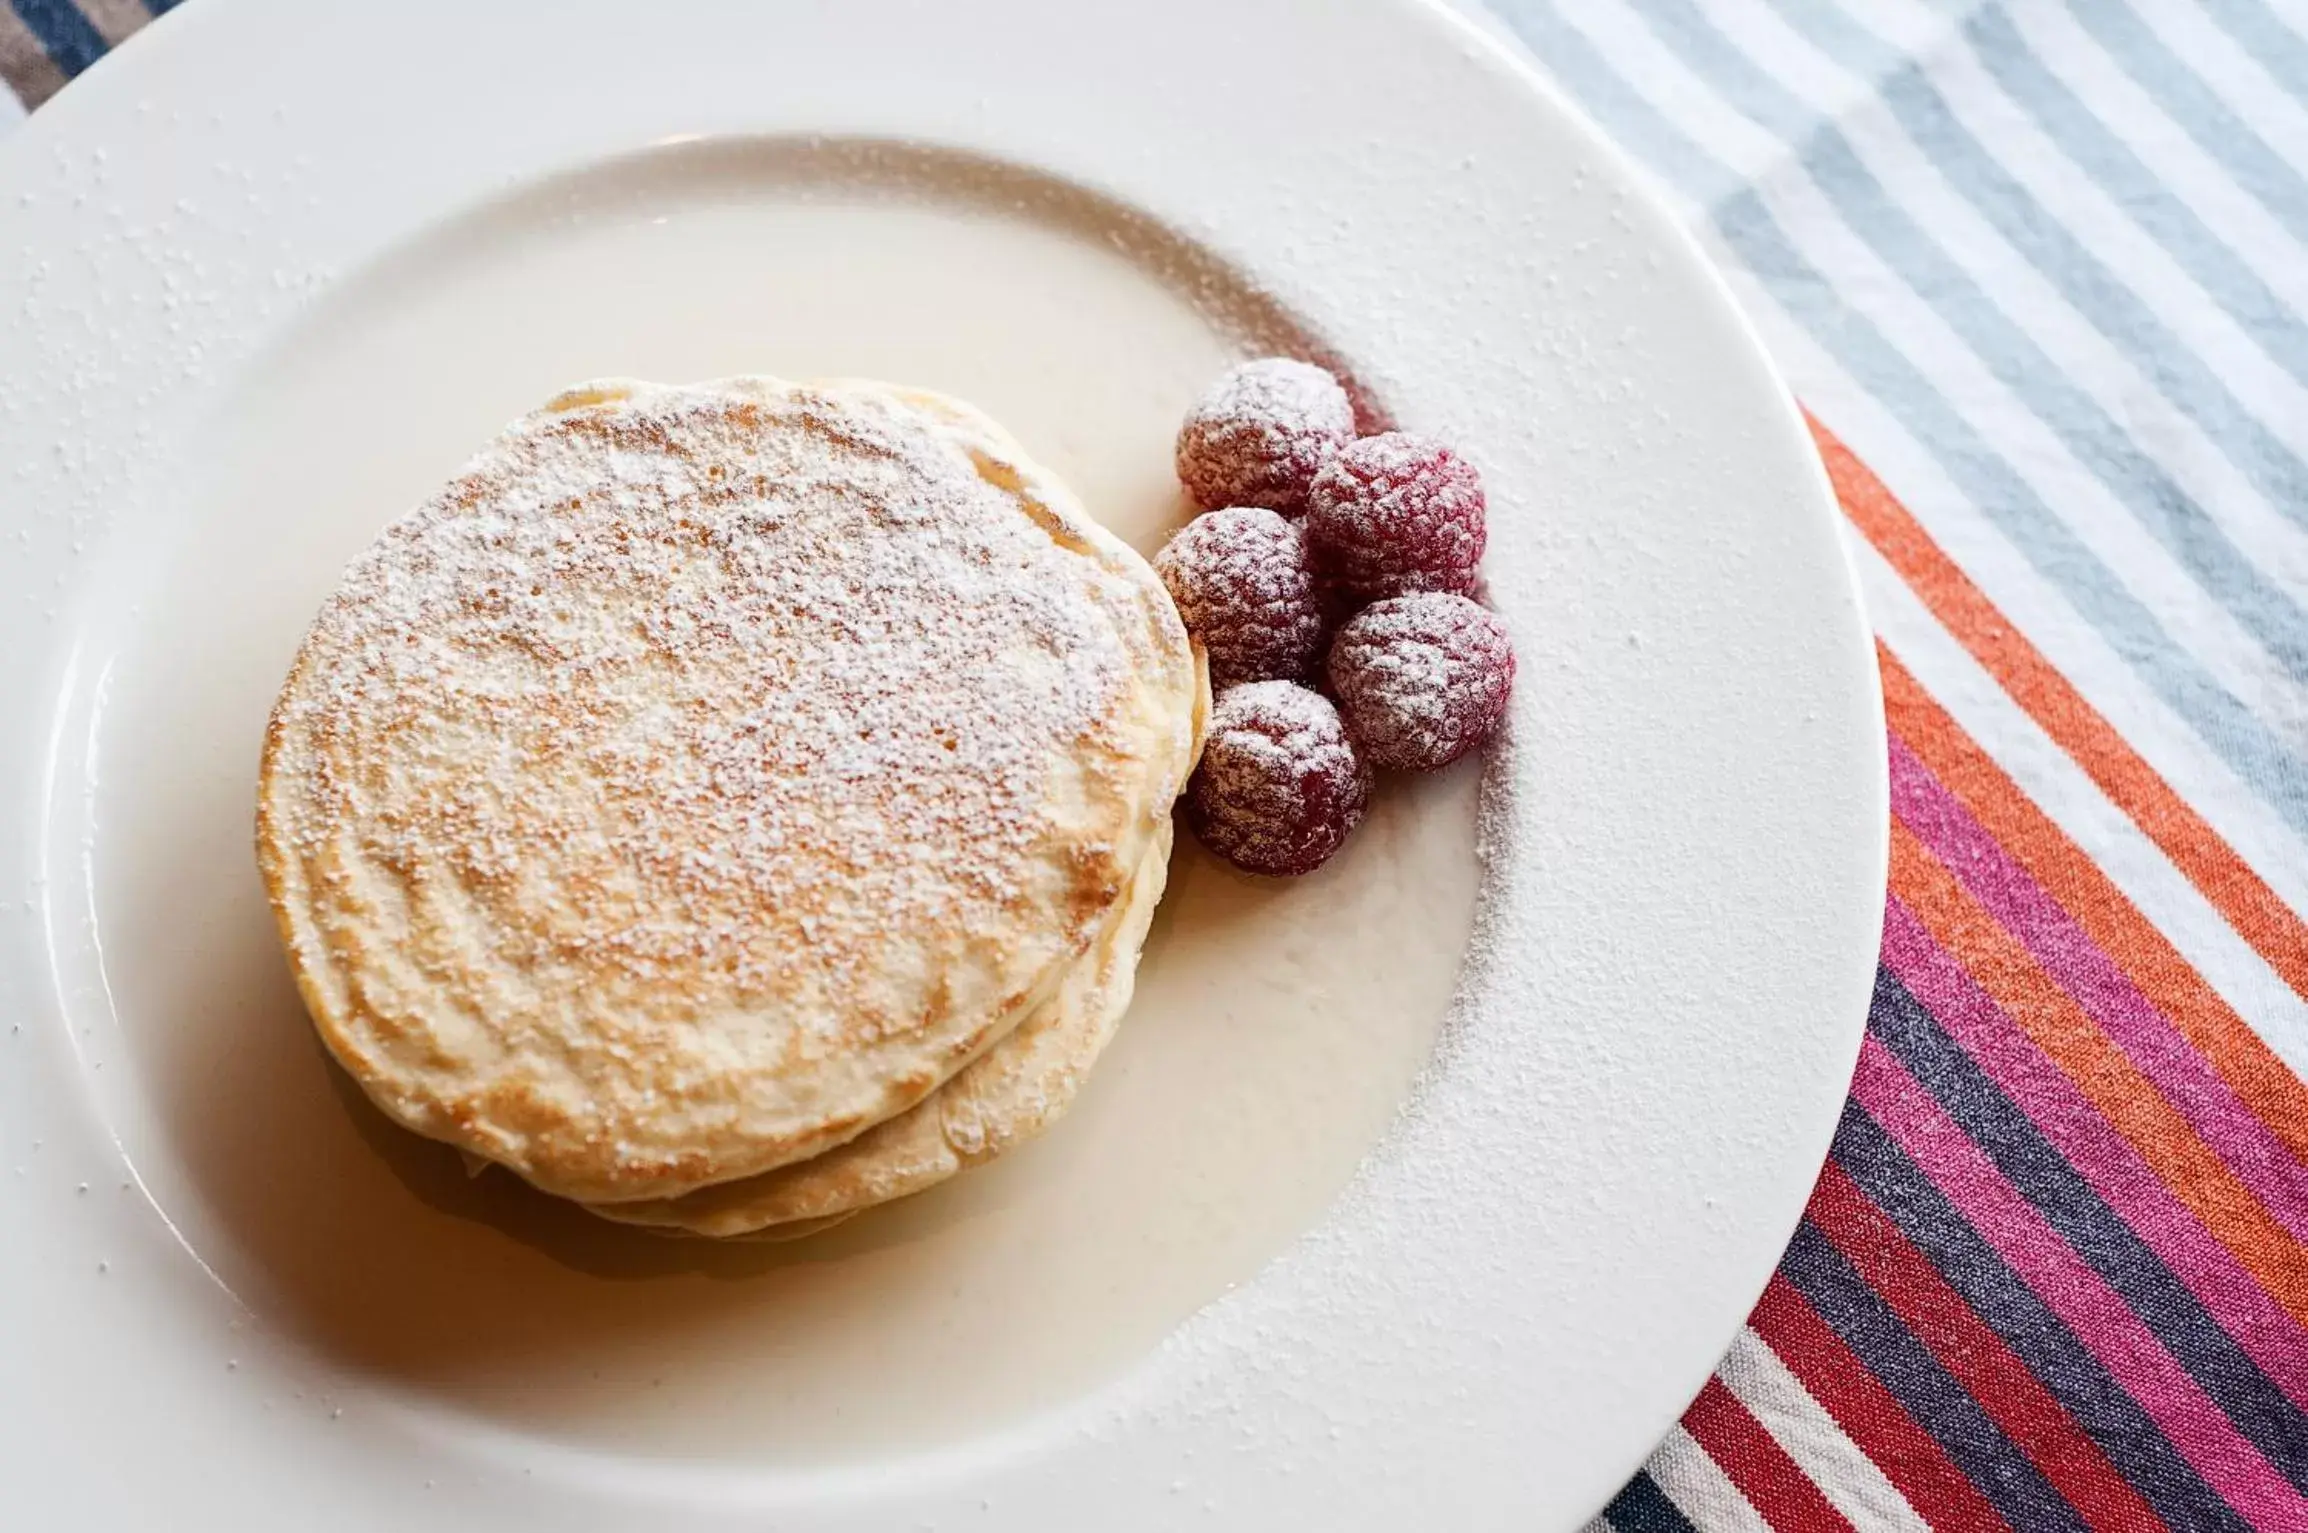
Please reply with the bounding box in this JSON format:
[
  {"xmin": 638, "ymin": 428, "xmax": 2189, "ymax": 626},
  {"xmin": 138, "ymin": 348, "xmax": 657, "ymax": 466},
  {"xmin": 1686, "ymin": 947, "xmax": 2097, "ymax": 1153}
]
[
  {"xmin": 1175, "ymin": 358, "xmax": 1356, "ymax": 514},
  {"xmin": 1185, "ymin": 681, "xmax": 1371, "ymax": 877},
  {"xmin": 1306, "ymin": 433, "xmax": 1485, "ymax": 604},
  {"xmin": 1327, "ymin": 592, "xmax": 1515, "ymax": 772},
  {"xmin": 1154, "ymin": 508, "xmax": 1325, "ymax": 690}
]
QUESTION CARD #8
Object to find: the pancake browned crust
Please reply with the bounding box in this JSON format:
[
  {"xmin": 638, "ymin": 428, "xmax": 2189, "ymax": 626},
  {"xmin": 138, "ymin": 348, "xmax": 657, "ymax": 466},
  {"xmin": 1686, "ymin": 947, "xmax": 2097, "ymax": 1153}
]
[
  {"xmin": 258, "ymin": 377, "xmax": 1199, "ymax": 1204},
  {"xmin": 587, "ymin": 818, "xmax": 1174, "ymax": 1238}
]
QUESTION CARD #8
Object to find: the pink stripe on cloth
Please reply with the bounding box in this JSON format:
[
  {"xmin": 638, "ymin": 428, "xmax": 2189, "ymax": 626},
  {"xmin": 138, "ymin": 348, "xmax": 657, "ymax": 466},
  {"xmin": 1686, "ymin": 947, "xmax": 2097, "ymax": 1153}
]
[
  {"xmin": 1881, "ymin": 895, "xmax": 2308, "ymax": 1416},
  {"xmin": 1887, "ymin": 734, "xmax": 2308, "ymax": 1243},
  {"xmin": 1853, "ymin": 1035, "xmax": 2308, "ymax": 1530}
]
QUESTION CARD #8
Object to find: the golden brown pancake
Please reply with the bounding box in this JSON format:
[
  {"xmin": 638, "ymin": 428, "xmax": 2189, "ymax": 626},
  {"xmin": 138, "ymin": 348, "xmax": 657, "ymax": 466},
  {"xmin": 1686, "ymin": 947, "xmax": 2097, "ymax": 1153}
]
[
  {"xmin": 588, "ymin": 818, "xmax": 1174, "ymax": 1238},
  {"xmin": 258, "ymin": 377, "xmax": 1199, "ymax": 1204}
]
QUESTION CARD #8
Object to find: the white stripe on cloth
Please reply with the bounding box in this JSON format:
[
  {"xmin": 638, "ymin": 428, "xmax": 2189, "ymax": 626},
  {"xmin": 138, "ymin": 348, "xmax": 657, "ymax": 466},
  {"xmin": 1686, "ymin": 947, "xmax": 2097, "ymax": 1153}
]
[
  {"xmin": 1824, "ymin": 0, "xmax": 1957, "ymax": 58},
  {"xmin": 1723, "ymin": 4, "xmax": 2308, "ymax": 615},
  {"xmin": 1686, "ymin": 6, "xmax": 2308, "ymax": 721},
  {"xmin": 2008, "ymin": 0, "xmax": 2308, "ymax": 319},
  {"xmin": 76, "ymin": 0, "xmax": 150, "ymax": 49},
  {"xmin": 1716, "ymin": 1326, "xmax": 1934, "ymax": 1533},
  {"xmin": 1699, "ymin": 2, "xmax": 2308, "ymax": 581},
  {"xmin": 1922, "ymin": 20, "xmax": 2308, "ymax": 453},
  {"xmin": 0, "ymin": 3, "xmax": 65, "ymax": 113},
  {"xmin": 1646, "ymin": 1423, "xmax": 1776, "ymax": 1533},
  {"xmin": 1552, "ymin": 0, "xmax": 1786, "ymax": 193},
  {"xmin": 2127, "ymin": 0, "xmax": 2308, "ymax": 169},
  {"xmin": 1761, "ymin": 305, "xmax": 2308, "ymax": 925},
  {"xmin": 1566, "ymin": 9, "xmax": 2308, "ymax": 753},
  {"xmin": 0, "ymin": 81, "xmax": 23, "ymax": 130},
  {"xmin": 1857, "ymin": 529, "xmax": 2308, "ymax": 1076},
  {"xmin": 1702, "ymin": 0, "xmax": 1866, "ymax": 117},
  {"xmin": 1599, "ymin": 88, "xmax": 2308, "ymax": 920},
  {"xmin": 1533, "ymin": 2, "xmax": 2308, "ymax": 845},
  {"xmin": 1772, "ymin": 178, "xmax": 2308, "ymax": 736}
]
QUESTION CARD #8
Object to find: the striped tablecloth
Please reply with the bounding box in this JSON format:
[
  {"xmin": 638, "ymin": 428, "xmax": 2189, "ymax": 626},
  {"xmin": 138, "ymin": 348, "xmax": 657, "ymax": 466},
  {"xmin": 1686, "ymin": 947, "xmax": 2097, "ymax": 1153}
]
[{"xmin": 7, "ymin": 2, "xmax": 2303, "ymax": 1528}]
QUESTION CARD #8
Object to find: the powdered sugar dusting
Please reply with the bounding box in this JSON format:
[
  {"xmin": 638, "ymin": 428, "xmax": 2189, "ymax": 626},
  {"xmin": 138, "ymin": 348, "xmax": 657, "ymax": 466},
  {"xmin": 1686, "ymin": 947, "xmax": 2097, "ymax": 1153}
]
[
  {"xmin": 1184, "ymin": 680, "xmax": 1369, "ymax": 877},
  {"xmin": 1174, "ymin": 357, "xmax": 1355, "ymax": 514},
  {"xmin": 1152, "ymin": 507, "xmax": 1324, "ymax": 690},
  {"xmin": 273, "ymin": 379, "xmax": 1165, "ymax": 1011},
  {"xmin": 1327, "ymin": 592, "xmax": 1515, "ymax": 772},
  {"xmin": 1307, "ymin": 432, "xmax": 1486, "ymax": 602}
]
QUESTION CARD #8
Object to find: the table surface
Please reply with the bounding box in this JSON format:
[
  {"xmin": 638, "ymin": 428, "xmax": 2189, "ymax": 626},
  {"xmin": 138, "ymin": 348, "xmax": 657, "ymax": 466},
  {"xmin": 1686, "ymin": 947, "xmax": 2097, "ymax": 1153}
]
[{"xmin": 5, "ymin": 2, "xmax": 2305, "ymax": 1529}]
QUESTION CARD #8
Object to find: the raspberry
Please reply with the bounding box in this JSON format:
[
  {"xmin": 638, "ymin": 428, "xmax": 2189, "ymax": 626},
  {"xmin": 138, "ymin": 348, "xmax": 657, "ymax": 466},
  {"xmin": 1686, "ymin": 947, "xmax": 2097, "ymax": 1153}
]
[
  {"xmin": 1175, "ymin": 358, "xmax": 1355, "ymax": 514},
  {"xmin": 1185, "ymin": 681, "xmax": 1370, "ymax": 877},
  {"xmin": 1154, "ymin": 508, "xmax": 1325, "ymax": 690},
  {"xmin": 1306, "ymin": 433, "xmax": 1485, "ymax": 604},
  {"xmin": 1327, "ymin": 593, "xmax": 1515, "ymax": 772}
]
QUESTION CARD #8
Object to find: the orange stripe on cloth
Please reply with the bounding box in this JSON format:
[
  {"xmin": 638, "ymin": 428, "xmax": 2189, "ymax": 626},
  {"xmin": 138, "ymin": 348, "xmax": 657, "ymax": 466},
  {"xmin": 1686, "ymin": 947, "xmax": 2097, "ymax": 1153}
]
[
  {"xmin": 1891, "ymin": 817, "xmax": 2308, "ymax": 1335},
  {"xmin": 1812, "ymin": 414, "xmax": 2308, "ymax": 1003},
  {"xmin": 1878, "ymin": 646, "xmax": 2308, "ymax": 1171}
]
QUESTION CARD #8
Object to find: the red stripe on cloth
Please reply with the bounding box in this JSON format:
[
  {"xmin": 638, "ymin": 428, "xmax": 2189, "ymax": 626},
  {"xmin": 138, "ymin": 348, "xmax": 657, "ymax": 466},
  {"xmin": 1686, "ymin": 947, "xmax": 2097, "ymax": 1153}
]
[
  {"xmin": 1749, "ymin": 1270, "xmax": 2014, "ymax": 1531},
  {"xmin": 1684, "ymin": 1375, "xmax": 1857, "ymax": 1532},
  {"xmin": 1888, "ymin": 819, "xmax": 2308, "ymax": 1337},
  {"xmin": 1813, "ymin": 415, "xmax": 2308, "ymax": 1002},
  {"xmin": 1853, "ymin": 1036, "xmax": 2308, "ymax": 1527},
  {"xmin": 1878, "ymin": 648, "xmax": 2308, "ymax": 1174},
  {"xmin": 1807, "ymin": 1160, "xmax": 2167, "ymax": 1533},
  {"xmin": 1881, "ymin": 887, "xmax": 2308, "ymax": 1410}
]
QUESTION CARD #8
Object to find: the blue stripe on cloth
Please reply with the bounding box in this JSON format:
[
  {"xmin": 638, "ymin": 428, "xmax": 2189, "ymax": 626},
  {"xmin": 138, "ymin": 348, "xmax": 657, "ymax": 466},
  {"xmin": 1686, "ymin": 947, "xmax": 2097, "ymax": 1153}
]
[
  {"xmin": 2193, "ymin": 0, "xmax": 2308, "ymax": 114},
  {"xmin": 1485, "ymin": 1, "xmax": 1745, "ymax": 203},
  {"xmin": 1791, "ymin": 125, "xmax": 2308, "ymax": 675},
  {"xmin": 2069, "ymin": 0, "xmax": 2308, "ymax": 248},
  {"xmin": 1776, "ymin": 1216, "xmax": 2087, "ymax": 1532},
  {"xmin": 8, "ymin": 0, "xmax": 103, "ymax": 75},
  {"xmin": 1960, "ymin": 5, "xmax": 2308, "ymax": 395},
  {"xmin": 1709, "ymin": 187, "xmax": 2308, "ymax": 830},
  {"xmin": 1832, "ymin": 1100, "xmax": 2252, "ymax": 1533},
  {"xmin": 1487, "ymin": 0, "xmax": 2308, "ymax": 838},
  {"xmin": 1632, "ymin": 0, "xmax": 2308, "ymax": 674},
  {"xmin": 1869, "ymin": 967, "xmax": 2308, "ymax": 1493},
  {"xmin": 1769, "ymin": 0, "xmax": 2308, "ymax": 393},
  {"xmin": 1904, "ymin": 20, "xmax": 2308, "ymax": 514},
  {"xmin": 1751, "ymin": 0, "xmax": 1903, "ymax": 86},
  {"xmin": 1602, "ymin": 1470, "xmax": 1700, "ymax": 1533}
]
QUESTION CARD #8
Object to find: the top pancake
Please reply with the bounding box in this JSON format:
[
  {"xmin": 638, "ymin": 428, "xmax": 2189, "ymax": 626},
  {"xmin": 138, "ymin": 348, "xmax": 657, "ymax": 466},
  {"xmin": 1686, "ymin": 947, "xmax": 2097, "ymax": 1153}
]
[{"xmin": 257, "ymin": 377, "xmax": 1199, "ymax": 1204}]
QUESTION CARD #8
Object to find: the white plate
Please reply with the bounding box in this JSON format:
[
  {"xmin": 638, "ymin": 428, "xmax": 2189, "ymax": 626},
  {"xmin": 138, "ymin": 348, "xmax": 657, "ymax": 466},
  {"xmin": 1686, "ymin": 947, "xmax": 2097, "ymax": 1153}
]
[{"xmin": 0, "ymin": 2, "xmax": 1885, "ymax": 1527}]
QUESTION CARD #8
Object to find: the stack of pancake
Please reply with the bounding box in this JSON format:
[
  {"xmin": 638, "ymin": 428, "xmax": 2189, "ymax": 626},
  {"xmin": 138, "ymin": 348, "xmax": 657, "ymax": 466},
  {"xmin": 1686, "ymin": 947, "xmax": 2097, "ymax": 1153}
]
[{"xmin": 257, "ymin": 376, "xmax": 1206, "ymax": 1239}]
